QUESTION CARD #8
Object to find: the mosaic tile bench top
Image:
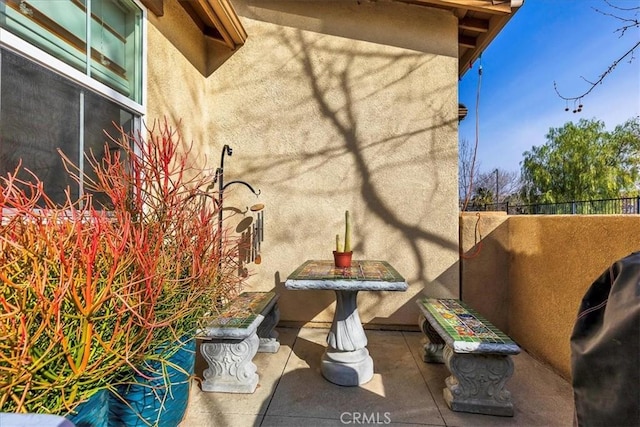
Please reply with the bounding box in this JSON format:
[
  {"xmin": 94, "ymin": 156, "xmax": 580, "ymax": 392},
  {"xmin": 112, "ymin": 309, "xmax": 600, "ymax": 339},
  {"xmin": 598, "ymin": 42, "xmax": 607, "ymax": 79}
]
[
  {"xmin": 202, "ymin": 292, "xmax": 277, "ymax": 337},
  {"xmin": 285, "ymin": 260, "xmax": 408, "ymax": 291},
  {"xmin": 418, "ymin": 298, "xmax": 520, "ymax": 355}
]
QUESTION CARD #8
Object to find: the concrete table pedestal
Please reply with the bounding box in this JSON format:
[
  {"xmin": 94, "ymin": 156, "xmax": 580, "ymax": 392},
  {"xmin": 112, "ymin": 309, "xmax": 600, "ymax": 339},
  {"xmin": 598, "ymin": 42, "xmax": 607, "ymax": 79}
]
[
  {"xmin": 285, "ymin": 260, "xmax": 407, "ymax": 387},
  {"xmin": 322, "ymin": 290, "xmax": 373, "ymax": 385},
  {"xmin": 322, "ymin": 347, "xmax": 374, "ymax": 386}
]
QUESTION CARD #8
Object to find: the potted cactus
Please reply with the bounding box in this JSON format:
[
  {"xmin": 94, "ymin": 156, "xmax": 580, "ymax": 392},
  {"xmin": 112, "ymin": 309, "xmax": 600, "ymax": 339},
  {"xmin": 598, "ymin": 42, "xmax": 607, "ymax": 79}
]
[{"xmin": 333, "ymin": 210, "xmax": 353, "ymax": 268}]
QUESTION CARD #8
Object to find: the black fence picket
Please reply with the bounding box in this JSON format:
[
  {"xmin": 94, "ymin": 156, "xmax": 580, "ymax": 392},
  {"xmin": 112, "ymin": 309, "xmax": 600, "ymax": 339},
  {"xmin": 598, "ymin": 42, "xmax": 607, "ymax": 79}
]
[{"xmin": 463, "ymin": 197, "xmax": 640, "ymax": 215}]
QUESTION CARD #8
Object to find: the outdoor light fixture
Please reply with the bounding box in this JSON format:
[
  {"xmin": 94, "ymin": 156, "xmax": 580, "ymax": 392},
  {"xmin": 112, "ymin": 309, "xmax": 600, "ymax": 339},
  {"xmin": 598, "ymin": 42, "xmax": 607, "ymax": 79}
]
[{"xmin": 458, "ymin": 103, "xmax": 468, "ymax": 122}]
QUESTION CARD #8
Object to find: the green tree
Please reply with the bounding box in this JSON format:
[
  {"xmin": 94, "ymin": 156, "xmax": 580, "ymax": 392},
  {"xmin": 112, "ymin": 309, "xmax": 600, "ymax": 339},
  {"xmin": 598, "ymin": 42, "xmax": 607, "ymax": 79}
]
[
  {"xmin": 521, "ymin": 117, "xmax": 640, "ymax": 203},
  {"xmin": 469, "ymin": 187, "xmax": 494, "ymax": 209}
]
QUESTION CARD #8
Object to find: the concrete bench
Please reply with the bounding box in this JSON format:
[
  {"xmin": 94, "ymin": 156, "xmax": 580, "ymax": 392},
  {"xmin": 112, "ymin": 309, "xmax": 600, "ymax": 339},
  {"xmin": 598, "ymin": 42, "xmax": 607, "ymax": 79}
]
[
  {"xmin": 416, "ymin": 298, "xmax": 520, "ymax": 417},
  {"xmin": 197, "ymin": 291, "xmax": 280, "ymax": 393}
]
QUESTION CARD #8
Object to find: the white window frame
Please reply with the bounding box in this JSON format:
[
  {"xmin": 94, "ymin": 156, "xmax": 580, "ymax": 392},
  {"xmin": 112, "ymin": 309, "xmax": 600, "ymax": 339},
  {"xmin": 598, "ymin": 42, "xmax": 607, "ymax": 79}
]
[
  {"xmin": 0, "ymin": 0, "xmax": 147, "ymax": 200},
  {"xmin": 0, "ymin": 0, "xmax": 147, "ymax": 120}
]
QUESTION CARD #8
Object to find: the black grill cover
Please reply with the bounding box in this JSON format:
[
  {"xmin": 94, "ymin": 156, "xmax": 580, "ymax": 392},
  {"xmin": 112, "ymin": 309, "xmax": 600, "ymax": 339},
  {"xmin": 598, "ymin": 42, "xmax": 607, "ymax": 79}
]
[{"xmin": 570, "ymin": 251, "xmax": 640, "ymax": 427}]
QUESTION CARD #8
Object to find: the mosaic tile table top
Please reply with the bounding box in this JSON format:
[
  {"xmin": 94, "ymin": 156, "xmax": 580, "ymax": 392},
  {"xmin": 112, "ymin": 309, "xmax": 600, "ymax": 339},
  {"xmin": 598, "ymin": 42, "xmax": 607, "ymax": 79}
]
[
  {"xmin": 285, "ymin": 260, "xmax": 408, "ymax": 291},
  {"xmin": 199, "ymin": 291, "xmax": 278, "ymax": 339},
  {"xmin": 418, "ymin": 298, "xmax": 520, "ymax": 355}
]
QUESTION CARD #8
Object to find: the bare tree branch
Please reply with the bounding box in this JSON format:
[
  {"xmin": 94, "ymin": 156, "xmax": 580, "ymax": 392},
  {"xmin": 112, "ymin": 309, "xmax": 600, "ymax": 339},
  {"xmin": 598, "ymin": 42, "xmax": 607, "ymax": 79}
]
[{"xmin": 554, "ymin": 1, "xmax": 639, "ymax": 111}]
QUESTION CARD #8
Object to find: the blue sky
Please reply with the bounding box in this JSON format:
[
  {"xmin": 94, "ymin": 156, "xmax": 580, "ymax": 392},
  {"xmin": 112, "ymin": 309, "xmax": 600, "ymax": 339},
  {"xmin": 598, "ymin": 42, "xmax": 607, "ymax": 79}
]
[{"xmin": 458, "ymin": 0, "xmax": 640, "ymax": 174}]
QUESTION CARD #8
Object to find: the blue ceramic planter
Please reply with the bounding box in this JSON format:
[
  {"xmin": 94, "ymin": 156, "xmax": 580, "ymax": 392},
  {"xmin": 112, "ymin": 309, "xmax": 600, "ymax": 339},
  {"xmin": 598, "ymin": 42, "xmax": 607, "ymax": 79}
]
[
  {"xmin": 66, "ymin": 389, "xmax": 109, "ymax": 427},
  {"xmin": 108, "ymin": 338, "xmax": 195, "ymax": 427}
]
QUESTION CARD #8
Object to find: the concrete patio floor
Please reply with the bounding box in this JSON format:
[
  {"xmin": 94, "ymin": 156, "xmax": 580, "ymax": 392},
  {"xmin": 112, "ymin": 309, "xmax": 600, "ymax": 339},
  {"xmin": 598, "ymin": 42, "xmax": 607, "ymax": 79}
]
[{"xmin": 180, "ymin": 327, "xmax": 574, "ymax": 427}]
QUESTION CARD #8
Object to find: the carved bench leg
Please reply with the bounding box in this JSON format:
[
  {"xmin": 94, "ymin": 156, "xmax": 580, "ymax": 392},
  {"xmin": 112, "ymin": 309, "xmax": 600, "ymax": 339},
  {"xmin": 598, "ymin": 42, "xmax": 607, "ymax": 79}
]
[
  {"xmin": 442, "ymin": 346, "xmax": 516, "ymax": 416},
  {"xmin": 419, "ymin": 314, "xmax": 446, "ymax": 364},
  {"xmin": 257, "ymin": 303, "xmax": 280, "ymax": 353},
  {"xmin": 200, "ymin": 331, "xmax": 260, "ymax": 393}
]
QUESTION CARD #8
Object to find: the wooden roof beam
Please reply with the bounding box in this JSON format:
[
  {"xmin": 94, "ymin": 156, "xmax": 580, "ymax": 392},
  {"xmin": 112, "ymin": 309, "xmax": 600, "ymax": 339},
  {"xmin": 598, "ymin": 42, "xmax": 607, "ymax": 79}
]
[
  {"xmin": 459, "ymin": 17, "xmax": 490, "ymax": 32},
  {"xmin": 178, "ymin": 0, "xmax": 247, "ymax": 50},
  {"xmin": 411, "ymin": 0, "xmax": 512, "ymax": 15},
  {"xmin": 459, "ymin": 34, "xmax": 477, "ymax": 48},
  {"xmin": 140, "ymin": 0, "xmax": 163, "ymax": 16}
]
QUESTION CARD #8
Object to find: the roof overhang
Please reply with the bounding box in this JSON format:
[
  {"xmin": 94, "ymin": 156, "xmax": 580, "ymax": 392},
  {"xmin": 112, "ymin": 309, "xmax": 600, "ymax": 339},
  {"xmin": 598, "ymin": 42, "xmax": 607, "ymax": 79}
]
[
  {"xmin": 141, "ymin": 0, "xmax": 522, "ymax": 76},
  {"xmin": 140, "ymin": 0, "xmax": 247, "ymax": 50},
  {"xmin": 396, "ymin": 0, "xmax": 524, "ymax": 77}
]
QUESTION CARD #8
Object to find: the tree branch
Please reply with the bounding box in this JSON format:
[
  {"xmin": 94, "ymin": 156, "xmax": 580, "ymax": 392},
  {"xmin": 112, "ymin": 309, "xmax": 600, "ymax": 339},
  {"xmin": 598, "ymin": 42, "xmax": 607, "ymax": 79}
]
[
  {"xmin": 554, "ymin": 2, "xmax": 639, "ymax": 111},
  {"xmin": 554, "ymin": 40, "xmax": 640, "ymax": 104}
]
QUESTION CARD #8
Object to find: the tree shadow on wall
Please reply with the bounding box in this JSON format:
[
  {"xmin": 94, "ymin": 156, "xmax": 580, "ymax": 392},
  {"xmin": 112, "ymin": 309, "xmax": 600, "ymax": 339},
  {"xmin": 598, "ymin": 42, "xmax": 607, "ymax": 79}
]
[
  {"xmin": 236, "ymin": 25, "xmax": 461, "ymax": 326},
  {"xmin": 268, "ymin": 28, "xmax": 459, "ymax": 284}
]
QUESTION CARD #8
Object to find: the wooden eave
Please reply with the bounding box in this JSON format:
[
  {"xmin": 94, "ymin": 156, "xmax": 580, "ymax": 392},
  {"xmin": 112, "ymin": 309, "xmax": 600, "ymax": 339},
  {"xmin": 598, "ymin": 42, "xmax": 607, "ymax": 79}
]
[
  {"xmin": 397, "ymin": 0, "xmax": 523, "ymax": 77},
  {"xmin": 139, "ymin": 0, "xmax": 520, "ymax": 75},
  {"xmin": 140, "ymin": 0, "xmax": 247, "ymax": 50}
]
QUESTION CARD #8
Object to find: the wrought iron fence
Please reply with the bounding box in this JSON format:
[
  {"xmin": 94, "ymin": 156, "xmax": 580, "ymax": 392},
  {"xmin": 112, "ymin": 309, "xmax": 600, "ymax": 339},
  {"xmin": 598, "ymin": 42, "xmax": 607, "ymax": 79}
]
[{"xmin": 463, "ymin": 197, "xmax": 640, "ymax": 215}]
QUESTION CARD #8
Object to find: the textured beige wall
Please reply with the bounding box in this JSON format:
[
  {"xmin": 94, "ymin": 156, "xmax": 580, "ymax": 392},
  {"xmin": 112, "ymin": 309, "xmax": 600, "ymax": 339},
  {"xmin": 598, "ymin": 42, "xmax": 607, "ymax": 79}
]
[
  {"xmin": 461, "ymin": 214, "xmax": 640, "ymax": 380},
  {"xmin": 460, "ymin": 212, "xmax": 510, "ymax": 331},
  {"xmin": 508, "ymin": 215, "xmax": 639, "ymax": 380},
  {"xmin": 145, "ymin": 1, "xmax": 460, "ymax": 327},
  {"xmin": 145, "ymin": 1, "xmax": 221, "ymax": 150}
]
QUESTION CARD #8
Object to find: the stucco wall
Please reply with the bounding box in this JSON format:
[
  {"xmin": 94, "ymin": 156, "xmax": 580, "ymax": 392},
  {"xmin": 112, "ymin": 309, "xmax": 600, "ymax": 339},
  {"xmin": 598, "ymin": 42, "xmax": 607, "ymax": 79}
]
[
  {"xmin": 145, "ymin": 0, "xmax": 460, "ymax": 327},
  {"xmin": 462, "ymin": 213, "xmax": 640, "ymax": 380},
  {"xmin": 459, "ymin": 212, "xmax": 510, "ymax": 331}
]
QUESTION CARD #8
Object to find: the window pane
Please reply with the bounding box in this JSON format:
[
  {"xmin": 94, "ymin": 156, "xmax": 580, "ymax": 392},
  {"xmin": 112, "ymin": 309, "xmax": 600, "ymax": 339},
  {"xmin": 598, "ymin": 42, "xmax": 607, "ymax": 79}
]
[
  {"xmin": 90, "ymin": 0, "xmax": 142, "ymax": 102},
  {"xmin": 0, "ymin": 0, "xmax": 88, "ymax": 74},
  {"xmin": 0, "ymin": 0, "xmax": 142, "ymax": 102},
  {"xmin": 0, "ymin": 48, "xmax": 80, "ymax": 205},
  {"xmin": 83, "ymin": 90, "xmax": 134, "ymax": 208},
  {"xmin": 1, "ymin": 47, "xmax": 137, "ymax": 207}
]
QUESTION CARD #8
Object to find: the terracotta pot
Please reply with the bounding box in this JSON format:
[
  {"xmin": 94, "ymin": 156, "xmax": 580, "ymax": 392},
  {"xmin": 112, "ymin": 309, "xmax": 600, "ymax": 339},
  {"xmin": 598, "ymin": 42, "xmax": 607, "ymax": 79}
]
[{"xmin": 333, "ymin": 251, "xmax": 353, "ymax": 268}]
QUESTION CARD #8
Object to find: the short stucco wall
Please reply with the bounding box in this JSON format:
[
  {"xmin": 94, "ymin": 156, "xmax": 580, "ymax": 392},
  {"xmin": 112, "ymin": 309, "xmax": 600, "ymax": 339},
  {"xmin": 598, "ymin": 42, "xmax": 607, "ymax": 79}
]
[
  {"xmin": 461, "ymin": 213, "xmax": 640, "ymax": 380},
  {"xmin": 145, "ymin": 1, "xmax": 461, "ymax": 328},
  {"xmin": 459, "ymin": 212, "xmax": 510, "ymax": 331}
]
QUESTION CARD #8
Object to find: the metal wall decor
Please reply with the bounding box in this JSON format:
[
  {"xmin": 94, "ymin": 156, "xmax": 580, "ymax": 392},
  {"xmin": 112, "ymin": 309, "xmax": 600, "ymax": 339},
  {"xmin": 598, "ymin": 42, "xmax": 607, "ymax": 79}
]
[{"xmin": 210, "ymin": 145, "xmax": 264, "ymax": 268}]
